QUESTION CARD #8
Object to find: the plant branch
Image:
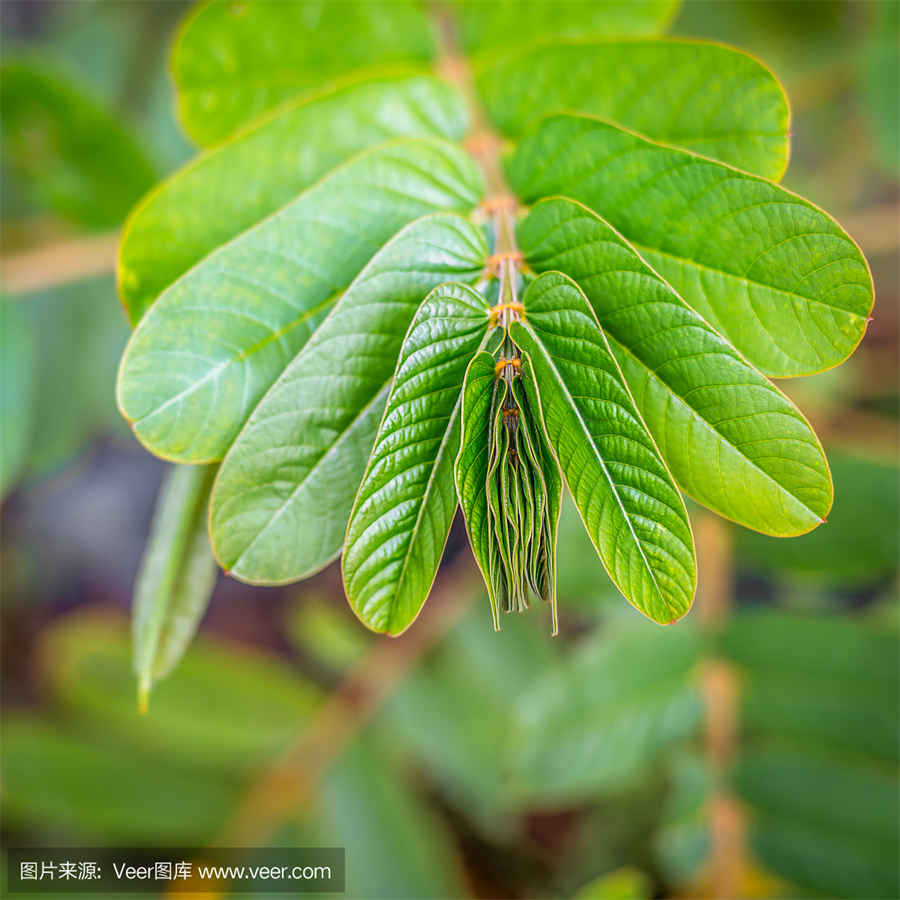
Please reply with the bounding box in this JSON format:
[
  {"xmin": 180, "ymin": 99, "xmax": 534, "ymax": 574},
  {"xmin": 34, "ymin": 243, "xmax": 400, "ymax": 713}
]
[{"xmin": 1, "ymin": 231, "xmax": 119, "ymax": 294}]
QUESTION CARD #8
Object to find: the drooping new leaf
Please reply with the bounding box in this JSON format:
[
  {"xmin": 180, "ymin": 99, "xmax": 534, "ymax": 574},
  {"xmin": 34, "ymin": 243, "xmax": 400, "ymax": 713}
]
[
  {"xmin": 210, "ymin": 214, "xmax": 488, "ymax": 584},
  {"xmin": 132, "ymin": 463, "xmax": 218, "ymax": 709},
  {"xmin": 477, "ymin": 39, "xmax": 789, "ymax": 178},
  {"xmin": 172, "ymin": 0, "xmax": 436, "ymax": 144},
  {"xmin": 117, "ymin": 138, "xmax": 482, "ymax": 463},
  {"xmin": 509, "ymin": 272, "xmax": 696, "ymax": 624},
  {"xmin": 343, "ymin": 284, "xmax": 491, "ymax": 635},
  {"xmin": 518, "ymin": 197, "xmax": 832, "ymax": 536},
  {"xmin": 119, "ymin": 74, "xmax": 468, "ymax": 323},
  {"xmin": 507, "ymin": 114, "xmax": 874, "ymax": 376}
]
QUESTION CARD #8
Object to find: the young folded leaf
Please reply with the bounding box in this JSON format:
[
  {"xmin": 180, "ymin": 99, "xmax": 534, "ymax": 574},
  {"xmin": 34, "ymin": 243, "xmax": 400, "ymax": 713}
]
[
  {"xmin": 456, "ymin": 351, "xmax": 562, "ymax": 633},
  {"xmin": 509, "ymin": 272, "xmax": 696, "ymax": 624},
  {"xmin": 343, "ymin": 283, "xmax": 492, "ymax": 635}
]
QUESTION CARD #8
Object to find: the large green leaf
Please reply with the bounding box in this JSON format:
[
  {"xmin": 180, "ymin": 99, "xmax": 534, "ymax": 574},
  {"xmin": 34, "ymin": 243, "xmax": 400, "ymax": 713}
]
[
  {"xmin": 132, "ymin": 463, "xmax": 218, "ymax": 708},
  {"xmin": 117, "ymin": 139, "xmax": 482, "ymax": 463},
  {"xmin": 518, "ymin": 197, "xmax": 832, "ymax": 536},
  {"xmin": 477, "ymin": 39, "xmax": 788, "ymax": 178},
  {"xmin": 119, "ymin": 74, "xmax": 467, "ymax": 323},
  {"xmin": 172, "ymin": 0, "xmax": 435, "ymax": 145},
  {"xmin": 0, "ymin": 60, "xmax": 156, "ymax": 227},
  {"xmin": 507, "ymin": 114, "xmax": 873, "ymax": 376},
  {"xmin": 509, "ymin": 272, "xmax": 696, "ymax": 624},
  {"xmin": 456, "ymin": 351, "xmax": 504, "ymax": 625},
  {"xmin": 210, "ymin": 214, "xmax": 487, "ymax": 584},
  {"xmin": 454, "ymin": 0, "xmax": 679, "ymax": 53},
  {"xmin": 343, "ymin": 283, "xmax": 490, "ymax": 635}
]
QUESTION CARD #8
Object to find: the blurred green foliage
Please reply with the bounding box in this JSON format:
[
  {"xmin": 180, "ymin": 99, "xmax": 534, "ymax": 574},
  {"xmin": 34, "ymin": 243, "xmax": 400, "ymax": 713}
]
[{"xmin": 1, "ymin": 1, "xmax": 897, "ymax": 898}]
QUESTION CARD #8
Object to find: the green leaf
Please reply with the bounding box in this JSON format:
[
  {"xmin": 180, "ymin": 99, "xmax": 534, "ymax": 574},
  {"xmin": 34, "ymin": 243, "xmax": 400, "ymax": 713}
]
[
  {"xmin": 0, "ymin": 300, "xmax": 35, "ymax": 495},
  {"xmin": 477, "ymin": 39, "xmax": 789, "ymax": 178},
  {"xmin": 43, "ymin": 612, "xmax": 321, "ymax": 776},
  {"xmin": 518, "ymin": 197, "xmax": 832, "ymax": 536},
  {"xmin": 133, "ymin": 463, "xmax": 218, "ymax": 709},
  {"xmin": 507, "ymin": 114, "xmax": 874, "ymax": 376},
  {"xmin": 172, "ymin": 0, "xmax": 435, "ymax": 145},
  {"xmin": 2, "ymin": 717, "xmax": 236, "ymax": 841},
  {"xmin": 454, "ymin": 0, "xmax": 679, "ymax": 53},
  {"xmin": 117, "ymin": 139, "xmax": 483, "ymax": 463},
  {"xmin": 0, "ymin": 60, "xmax": 156, "ymax": 227},
  {"xmin": 343, "ymin": 283, "xmax": 491, "ymax": 635},
  {"xmin": 572, "ymin": 867, "xmax": 653, "ymax": 900},
  {"xmin": 456, "ymin": 352, "xmax": 502, "ymax": 622},
  {"xmin": 119, "ymin": 73, "xmax": 468, "ymax": 323},
  {"xmin": 512, "ymin": 623, "xmax": 703, "ymax": 803},
  {"xmin": 210, "ymin": 214, "xmax": 488, "ymax": 584},
  {"xmin": 509, "ymin": 272, "xmax": 696, "ymax": 624}
]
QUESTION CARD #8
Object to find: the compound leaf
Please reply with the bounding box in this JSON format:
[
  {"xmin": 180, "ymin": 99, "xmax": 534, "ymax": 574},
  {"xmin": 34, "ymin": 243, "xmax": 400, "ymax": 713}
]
[
  {"xmin": 518, "ymin": 197, "xmax": 832, "ymax": 536},
  {"xmin": 210, "ymin": 214, "xmax": 488, "ymax": 584},
  {"xmin": 508, "ymin": 114, "xmax": 873, "ymax": 376},
  {"xmin": 119, "ymin": 74, "xmax": 468, "ymax": 323},
  {"xmin": 343, "ymin": 284, "xmax": 491, "ymax": 634},
  {"xmin": 172, "ymin": 0, "xmax": 435, "ymax": 145},
  {"xmin": 510, "ymin": 272, "xmax": 695, "ymax": 624},
  {"xmin": 477, "ymin": 39, "xmax": 789, "ymax": 178},
  {"xmin": 133, "ymin": 463, "xmax": 218, "ymax": 709},
  {"xmin": 117, "ymin": 138, "xmax": 482, "ymax": 463}
]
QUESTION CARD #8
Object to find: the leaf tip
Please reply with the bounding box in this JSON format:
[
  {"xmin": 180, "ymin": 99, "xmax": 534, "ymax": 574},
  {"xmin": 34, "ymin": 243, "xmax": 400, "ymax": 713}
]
[{"xmin": 137, "ymin": 677, "xmax": 150, "ymax": 715}]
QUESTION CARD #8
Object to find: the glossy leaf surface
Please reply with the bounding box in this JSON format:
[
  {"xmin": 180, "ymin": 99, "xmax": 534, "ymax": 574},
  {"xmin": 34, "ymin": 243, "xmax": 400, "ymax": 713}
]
[
  {"xmin": 477, "ymin": 39, "xmax": 789, "ymax": 178},
  {"xmin": 343, "ymin": 283, "xmax": 491, "ymax": 634},
  {"xmin": 119, "ymin": 74, "xmax": 467, "ymax": 323},
  {"xmin": 132, "ymin": 463, "xmax": 218, "ymax": 707},
  {"xmin": 510, "ymin": 273, "xmax": 696, "ymax": 623},
  {"xmin": 210, "ymin": 214, "xmax": 488, "ymax": 584},
  {"xmin": 172, "ymin": 0, "xmax": 435, "ymax": 144},
  {"xmin": 117, "ymin": 139, "xmax": 482, "ymax": 463},
  {"xmin": 508, "ymin": 114, "xmax": 873, "ymax": 376},
  {"xmin": 518, "ymin": 197, "xmax": 832, "ymax": 536}
]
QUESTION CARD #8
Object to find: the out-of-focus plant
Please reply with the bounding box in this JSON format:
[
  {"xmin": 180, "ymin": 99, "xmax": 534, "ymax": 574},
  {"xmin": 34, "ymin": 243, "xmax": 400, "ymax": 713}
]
[{"xmin": 108, "ymin": 0, "xmax": 874, "ymax": 705}]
